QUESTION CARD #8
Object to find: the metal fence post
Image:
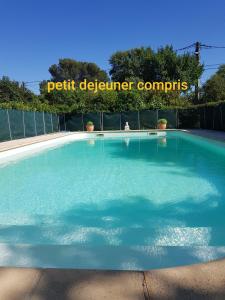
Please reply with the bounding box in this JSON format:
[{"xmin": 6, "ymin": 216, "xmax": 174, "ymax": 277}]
[
  {"xmin": 50, "ymin": 113, "xmax": 54, "ymax": 132},
  {"xmin": 22, "ymin": 111, "xmax": 26, "ymax": 137},
  {"xmin": 6, "ymin": 109, "xmax": 12, "ymax": 140},
  {"xmin": 138, "ymin": 110, "xmax": 141, "ymax": 130},
  {"xmin": 156, "ymin": 110, "xmax": 159, "ymax": 129},
  {"xmin": 34, "ymin": 112, "xmax": 37, "ymax": 136},
  {"xmin": 57, "ymin": 115, "xmax": 60, "ymax": 132},
  {"xmin": 220, "ymin": 106, "xmax": 223, "ymax": 131},
  {"xmin": 101, "ymin": 112, "xmax": 104, "ymax": 131},
  {"xmin": 64, "ymin": 114, "xmax": 66, "ymax": 131},
  {"xmin": 119, "ymin": 112, "xmax": 122, "ymax": 130},
  {"xmin": 43, "ymin": 112, "xmax": 46, "ymax": 134},
  {"xmin": 204, "ymin": 107, "xmax": 206, "ymax": 129},
  {"xmin": 81, "ymin": 113, "xmax": 84, "ymax": 131}
]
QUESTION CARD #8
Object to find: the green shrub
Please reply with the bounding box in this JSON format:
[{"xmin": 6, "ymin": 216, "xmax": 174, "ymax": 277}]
[
  {"xmin": 157, "ymin": 118, "xmax": 167, "ymax": 124},
  {"xmin": 86, "ymin": 121, "xmax": 94, "ymax": 126}
]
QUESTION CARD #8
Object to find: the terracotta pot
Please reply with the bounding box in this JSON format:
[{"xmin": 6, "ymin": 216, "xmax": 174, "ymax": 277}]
[
  {"xmin": 158, "ymin": 123, "xmax": 167, "ymax": 130},
  {"xmin": 86, "ymin": 125, "xmax": 94, "ymax": 132}
]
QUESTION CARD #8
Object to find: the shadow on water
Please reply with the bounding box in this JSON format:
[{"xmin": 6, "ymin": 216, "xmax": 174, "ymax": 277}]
[
  {"xmin": 1, "ymin": 194, "xmax": 225, "ymax": 246},
  {"xmin": 0, "ymin": 195, "xmax": 225, "ymax": 271}
]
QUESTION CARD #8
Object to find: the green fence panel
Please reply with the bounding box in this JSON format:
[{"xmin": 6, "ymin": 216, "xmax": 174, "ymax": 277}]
[
  {"xmin": 103, "ymin": 113, "xmax": 121, "ymax": 130},
  {"xmin": 52, "ymin": 114, "xmax": 59, "ymax": 132},
  {"xmin": 139, "ymin": 110, "xmax": 157, "ymax": 129},
  {"xmin": 178, "ymin": 109, "xmax": 200, "ymax": 129},
  {"xmin": 158, "ymin": 109, "xmax": 177, "ymax": 128},
  {"xmin": 121, "ymin": 111, "xmax": 139, "ymax": 130},
  {"xmin": 44, "ymin": 113, "xmax": 53, "ymax": 133},
  {"xmin": 205, "ymin": 106, "xmax": 214, "ymax": 129},
  {"xmin": 8, "ymin": 109, "xmax": 24, "ymax": 139},
  {"xmin": 24, "ymin": 111, "xmax": 36, "ymax": 137},
  {"xmin": 83, "ymin": 113, "xmax": 101, "ymax": 131},
  {"xmin": 35, "ymin": 112, "xmax": 45, "ymax": 135},
  {"xmin": 65, "ymin": 113, "xmax": 83, "ymax": 131},
  {"xmin": 59, "ymin": 114, "xmax": 66, "ymax": 131},
  {"xmin": 221, "ymin": 103, "xmax": 225, "ymax": 131},
  {"xmin": 0, "ymin": 109, "xmax": 11, "ymax": 141},
  {"xmin": 213, "ymin": 105, "xmax": 222, "ymax": 131},
  {"xmin": 199, "ymin": 107, "xmax": 206, "ymax": 129}
]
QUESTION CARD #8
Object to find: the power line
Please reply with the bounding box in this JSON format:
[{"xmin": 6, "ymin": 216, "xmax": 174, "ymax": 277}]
[
  {"xmin": 204, "ymin": 67, "xmax": 219, "ymax": 70},
  {"xmin": 205, "ymin": 63, "xmax": 224, "ymax": 66},
  {"xmin": 25, "ymin": 82, "xmax": 41, "ymax": 85},
  {"xmin": 175, "ymin": 43, "xmax": 195, "ymax": 51},
  {"xmin": 200, "ymin": 44, "xmax": 225, "ymax": 49},
  {"xmin": 24, "ymin": 80, "xmax": 42, "ymax": 84},
  {"xmin": 176, "ymin": 43, "xmax": 225, "ymax": 52}
]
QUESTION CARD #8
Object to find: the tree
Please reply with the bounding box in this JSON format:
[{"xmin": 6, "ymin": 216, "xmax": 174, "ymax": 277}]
[
  {"xmin": 47, "ymin": 58, "xmax": 109, "ymax": 82},
  {"xmin": 109, "ymin": 46, "xmax": 203, "ymax": 89},
  {"xmin": 202, "ymin": 65, "xmax": 225, "ymax": 102},
  {"xmin": 109, "ymin": 47, "xmax": 154, "ymax": 82},
  {"xmin": 0, "ymin": 76, "xmax": 36, "ymax": 102}
]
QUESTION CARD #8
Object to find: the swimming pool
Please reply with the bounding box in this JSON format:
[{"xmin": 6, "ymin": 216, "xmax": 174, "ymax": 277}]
[{"xmin": 0, "ymin": 131, "xmax": 225, "ymax": 270}]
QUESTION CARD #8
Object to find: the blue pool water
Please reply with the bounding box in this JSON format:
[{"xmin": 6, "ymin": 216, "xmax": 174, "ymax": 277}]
[{"xmin": 0, "ymin": 131, "xmax": 225, "ymax": 270}]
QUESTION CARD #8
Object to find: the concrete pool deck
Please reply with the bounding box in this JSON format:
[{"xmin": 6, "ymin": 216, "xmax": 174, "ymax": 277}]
[
  {"xmin": 187, "ymin": 129, "xmax": 225, "ymax": 143},
  {"xmin": 0, "ymin": 132, "xmax": 74, "ymax": 152},
  {"xmin": 0, "ymin": 259, "xmax": 225, "ymax": 300}
]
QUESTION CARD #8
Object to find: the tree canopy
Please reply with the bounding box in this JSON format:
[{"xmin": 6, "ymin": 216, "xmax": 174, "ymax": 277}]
[
  {"xmin": 1, "ymin": 48, "xmax": 224, "ymax": 114},
  {"xmin": 202, "ymin": 65, "xmax": 225, "ymax": 102},
  {"xmin": 47, "ymin": 58, "xmax": 109, "ymax": 82},
  {"xmin": 0, "ymin": 76, "xmax": 36, "ymax": 103},
  {"xmin": 109, "ymin": 46, "xmax": 203, "ymax": 88}
]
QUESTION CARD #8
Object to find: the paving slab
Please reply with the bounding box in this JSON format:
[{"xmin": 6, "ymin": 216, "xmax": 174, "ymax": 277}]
[
  {"xmin": 0, "ymin": 259, "xmax": 225, "ymax": 300},
  {"xmin": 0, "ymin": 267, "xmax": 41, "ymax": 300},
  {"xmin": 145, "ymin": 258, "xmax": 225, "ymax": 300},
  {"xmin": 30, "ymin": 269, "xmax": 145, "ymax": 300}
]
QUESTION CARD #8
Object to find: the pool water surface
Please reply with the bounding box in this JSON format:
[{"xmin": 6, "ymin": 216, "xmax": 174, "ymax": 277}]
[{"xmin": 0, "ymin": 131, "xmax": 225, "ymax": 269}]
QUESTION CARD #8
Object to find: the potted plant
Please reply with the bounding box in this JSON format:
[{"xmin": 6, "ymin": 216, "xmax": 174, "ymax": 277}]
[
  {"xmin": 157, "ymin": 119, "xmax": 167, "ymax": 130},
  {"xmin": 86, "ymin": 121, "xmax": 94, "ymax": 132}
]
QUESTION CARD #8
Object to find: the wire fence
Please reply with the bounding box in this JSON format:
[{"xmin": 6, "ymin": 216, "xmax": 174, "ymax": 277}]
[
  {"xmin": 60, "ymin": 109, "xmax": 178, "ymax": 132},
  {"xmin": 1, "ymin": 103, "xmax": 225, "ymax": 142},
  {"xmin": 0, "ymin": 109, "xmax": 59, "ymax": 142},
  {"xmin": 60, "ymin": 104, "xmax": 225, "ymax": 132}
]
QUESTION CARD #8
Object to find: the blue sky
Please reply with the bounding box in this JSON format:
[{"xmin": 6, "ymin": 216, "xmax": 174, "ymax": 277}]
[{"xmin": 0, "ymin": 0, "xmax": 225, "ymax": 93}]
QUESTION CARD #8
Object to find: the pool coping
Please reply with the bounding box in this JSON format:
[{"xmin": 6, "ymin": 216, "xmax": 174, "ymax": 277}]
[
  {"xmin": 0, "ymin": 132, "xmax": 74, "ymax": 153},
  {"xmin": 0, "ymin": 129, "xmax": 181, "ymax": 154},
  {"xmin": 0, "ymin": 129, "xmax": 177, "ymax": 162},
  {"xmin": 1, "ymin": 129, "xmax": 225, "ymax": 154}
]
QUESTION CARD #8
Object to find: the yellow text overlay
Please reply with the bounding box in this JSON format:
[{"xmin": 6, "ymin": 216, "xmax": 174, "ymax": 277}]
[{"xmin": 47, "ymin": 79, "xmax": 188, "ymax": 93}]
